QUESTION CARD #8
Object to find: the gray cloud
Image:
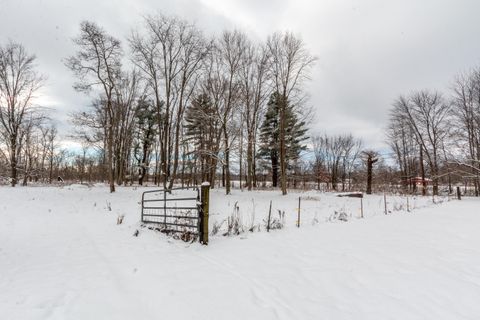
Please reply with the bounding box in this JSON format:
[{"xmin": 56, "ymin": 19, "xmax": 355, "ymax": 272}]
[{"xmin": 1, "ymin": 0, "xmax": 480, "ymax": 150}]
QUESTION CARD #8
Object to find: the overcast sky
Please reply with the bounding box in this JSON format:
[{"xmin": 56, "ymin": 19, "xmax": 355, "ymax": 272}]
[{"xmin": 1, "ymin": 0, "xmax": 480, "ymax": 150}]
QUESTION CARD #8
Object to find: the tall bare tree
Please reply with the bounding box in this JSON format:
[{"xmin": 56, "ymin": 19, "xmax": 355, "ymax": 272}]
[
  {"xmin": 217, "ymin": 30, "xmax": 246, "ymax": 194},
  {"xmin": 45, "ymin": 125, "xmax": 58, "ymax": 183},
  {"xmin": 267, "ymin": 32, "xmax": 316, "ymax": 195},
  {"xmin": 393, "ymin": 91, "xmax": 451, "ymax": 195},
  {"xmin": 451, "ymin": 69, "xmax": 480, "ymax": 196},
  {"xmin": 0, "ymin": 41, "xmax": 45, "ymax": 186},
  {"xmin": 311, "ymin": 133, "xmax": 361, "ymax": 191},
  {"xmin": 130, "ymin": 14, "xmax": 208, "ymax": 189},
  {"xmin": 66, "ymin": 21, "xmax": 122, "ymax": 192},
  {"xmin": 199, "ymin": 44, "xmax": 227, "ymax": 187},
  {"xmin": 112, "ymin": 70, "xmax": 143, "ymax": 185},
  {"xmin": 239, "ymin": 39, "xmax": 270, "ymax": 190},
  {"xmin": 386, "ymin": 113, "xmax": 419, "ymax": 193},
  {"xmin": 340, "ymin": 134, "xmax": 362, "ymax": 191}
]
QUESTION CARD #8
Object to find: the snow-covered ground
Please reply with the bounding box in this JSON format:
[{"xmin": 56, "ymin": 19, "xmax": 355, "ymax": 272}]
[{"xmin": 1, "ymin": 185, "xmax": 479, "ymax": 319}]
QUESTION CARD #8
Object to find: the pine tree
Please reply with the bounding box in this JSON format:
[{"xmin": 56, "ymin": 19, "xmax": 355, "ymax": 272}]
[
  {"xmin": 259, "ymin": 92, "xmax": 308, "ymax": 187},
  {"xmin": 184, "ymin": 93, "xmax": 221, "ymax": 185},
  {"xmin": 133, "ymin": 100, "xmax": 158, "ymax": 185}
]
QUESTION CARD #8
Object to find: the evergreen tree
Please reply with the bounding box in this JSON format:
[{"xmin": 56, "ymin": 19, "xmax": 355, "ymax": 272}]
[
  {"xmin": 184, "ymin": 93, "xmax": 221, "ymax": 184},
  {"xmin": 259, "ymin": 92, "xmax": 308, "ymax": 187},
  {"xmin": 133, "ymin": 99, "xmax": 158, "ymax": 185}
]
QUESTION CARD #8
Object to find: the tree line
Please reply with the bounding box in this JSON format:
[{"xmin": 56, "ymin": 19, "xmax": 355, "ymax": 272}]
[
  {"xmin": 387, "ymin": 67, "xmax": 480, "ymax": 196},
  {"xmin": 0, "ymin": 14, "xmax": 318, "ymax": 194},
  {"xmin": 2, "ymin": 13, "xmax": 480, "ymax": 196}
]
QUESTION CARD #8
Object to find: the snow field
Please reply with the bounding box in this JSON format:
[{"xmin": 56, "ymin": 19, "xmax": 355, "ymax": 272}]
[{"xmin": 1, "ymin": 185, "xmax": 479, "ymax": 319}]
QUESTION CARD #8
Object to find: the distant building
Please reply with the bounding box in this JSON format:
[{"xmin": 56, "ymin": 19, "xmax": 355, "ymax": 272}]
[{"xmin": 404, "ymin": 176, "xmax": 432, "ymax": 186}]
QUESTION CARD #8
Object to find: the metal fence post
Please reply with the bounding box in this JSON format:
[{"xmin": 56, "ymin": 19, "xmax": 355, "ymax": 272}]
[
  {"xmin": 267, "ymin": 200, "xmax": 272, "ymax": 232},
  {"xmin": 200, "ymin": 182, "xmax": 210, "ymax": 245},
  {"xmin": 141, "ymin": 192, "xmax": 145, "ymax": 223},
  {"xmin": 384, "ymin": 193, "xmax": 388, "ymax": 215}
]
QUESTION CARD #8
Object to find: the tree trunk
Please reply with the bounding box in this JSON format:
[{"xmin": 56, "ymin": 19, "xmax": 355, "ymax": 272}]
[
  {"xmin": 239, "ymin": 122, "xmax": 243, "ymax": 191},
  {"xmin": 271, "ymin": 152, "xmax": 278, "ymax": 188},
  {"xmin": 107, "ymin": 105, "xmax": 115, "ymax": 193},
  {"xmin": 247, "ymin": 133, "xmax": 253, "ymax": 191},
  {"xmin": 168, "ymin": 119, "xmax": 182, "ymax": 191},
  {"xmin": 49, "ymin": 157, "xmax": 54, "ymax": 184},
  {"xmin": 10, "ymin": 138, "xmax": 17, "ymax": 187},
  {"xmin": 138, "ymin": 166, "xmax": 146, "ymax": 186},
  {"xmin": 420, "ymin": 148, "xmax": 426, "ymax": 196},
  {"xmin": 366, "ymin": 155, "xmax": 377, "ymax": 195},
  {"xmin": 210, "ymin": 157, "xmax": 217, "ymax": 188},
  {"xmin": 252, "ymin": 141, "xmax": 258, "ymax": 188},
  {"xmin": 181, "ymin": 145, "xmax": 186, "ymax": 188},
  {"xmin": 279, "ymin": 98, "xmax": 287, "ymax": 195},
  {"xmin": 223, "ymin": 124, "xmax": 231, "ymax": 195},
  {"xmin": 432, "ymin": 165, "xmax": 439, "ymax": 196}
]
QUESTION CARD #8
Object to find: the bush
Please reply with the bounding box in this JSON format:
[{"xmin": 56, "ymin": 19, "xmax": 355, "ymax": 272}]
[
  {"xmin": 328, "ymin": 209, "xmax": 348, "ymax": 222},
  {"xmin": 223, "ymin": 202, "xmax": 244, "ymax": 236},
  {"xmin": 264, "ymin": 210, "xmax": 285, "ymax": 231}
]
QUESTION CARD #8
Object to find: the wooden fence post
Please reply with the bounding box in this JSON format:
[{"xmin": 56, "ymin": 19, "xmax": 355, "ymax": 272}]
[
  {"xmin": 297, "ymin": 197, "xmax": 301, "ymax": 228},
  {"xmin": 200, "ymin": 182, "xmax": 210, "ymax": 245},
  {"xmin": 406, "ymin": 196, "xmax": 410, "ymax": 212},
  {"xmin": 457, "ymin": 186, "xmax": 461, "ymax": 200}
]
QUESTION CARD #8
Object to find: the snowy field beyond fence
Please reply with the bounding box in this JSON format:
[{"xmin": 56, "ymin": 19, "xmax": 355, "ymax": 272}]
[{"xmin": 1, "ymin": 185, "xmax": 479, "ymax": 319}]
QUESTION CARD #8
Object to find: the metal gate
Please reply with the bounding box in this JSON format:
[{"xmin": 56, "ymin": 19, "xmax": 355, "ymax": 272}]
[{"xmin": 141, "ymin": 186, "xmax": 202, "ymax": 241}]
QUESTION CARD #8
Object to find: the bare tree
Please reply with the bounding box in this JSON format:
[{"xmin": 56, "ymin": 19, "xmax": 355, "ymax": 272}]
[
  {"xmin": 70, "ymin": 97, "xmax": 108, "ymax": 184},
  {"xmin": 167, "ymin": 23, "xmax": 208, "ymax": 190},
  {"xmin": 45, "ymin": 126, "xmax": 58, "ymax": 183},
  {"xmin": 386, "ymin": 113, "xmax": 419, "ymax": 193},
  {"xmin": 310, "ymin": 133, "xmax": 361, "ymax": 191},
  {"xmin": 217, "ymin": 30, "xmax": 246, "ymax": 194},
  {"xmin": 66, "ymin": 21, "xmax": 122, "ymax": 192},
  {"xmin": 239, "ymin": 39, "xmax": 270, "ymax": 190},
  {"xmin": 130, "ymin": 14, "xmax": 208, "ymax": 189},
  {"xmin": 112, "ymin": 70, "xmax": 143, "ymax": 185},
  {"xmin": 20, "ymin": 114, "xmax": 50, "ymax": 185},
  {"xmin": 267, "ymin": 32, "xmax": 317, "ymax": 195},
  {"xmin": 392, "ymin": 91, "xmax": 451, "ymax": 195},
  {"xmin": 311, "ymin": 135, "xmax": 329, "ymax": 190},
  {"xmin": 451, "ymin": 69, "xmax": 480, "ymax": 196},
  {"xmin": 0, "ymin": 41, "xmax": 45, "ymax": 186},
  {"xmin": 198, "ymin": 45, "xmax": 227, "ymax": 187},
  {"xmin": 340, "ymin": 135, "xmax": 362, "ymax": 191}
]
